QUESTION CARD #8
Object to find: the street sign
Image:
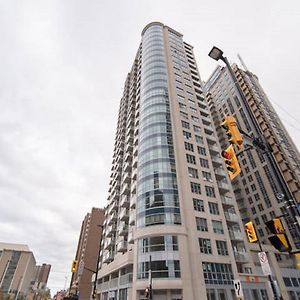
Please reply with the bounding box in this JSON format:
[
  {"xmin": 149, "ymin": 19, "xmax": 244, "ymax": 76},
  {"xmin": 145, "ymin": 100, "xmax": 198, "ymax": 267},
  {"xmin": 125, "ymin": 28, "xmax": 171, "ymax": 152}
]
[
  {"xmin": 78, "ymin": 260, "xmax": 84, "ymax": 275},
  {"xmin": 233, "ymin": 279, "xmax": 244, "ymax": 299},
  {"xmin": 258, "ymin": 252, "xmax": 272, "ymax": 275}
]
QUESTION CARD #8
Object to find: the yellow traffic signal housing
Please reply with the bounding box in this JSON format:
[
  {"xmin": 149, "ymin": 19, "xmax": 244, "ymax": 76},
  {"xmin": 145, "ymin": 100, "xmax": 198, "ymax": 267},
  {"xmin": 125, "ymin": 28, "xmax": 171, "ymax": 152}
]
[
  {"xmin": 222, "ymin": 116, "xmax": 244, "ymax": 149},
  {"xmin": 221, "ymin": 145, "xmax": 241, "ymax": 180},
  {"xmin": 245, "ymin": 221, "xmax": 258, "ymax": 243},
  {"xmin": 265, "ymin": 218, "xmax": 285, "ymax": 234},
  {"xmin": 268, "ymin": 234, "xmax": 291, "ymax": 252},
  {"xmin": 265, "ymin": 218, "xmax": 291, "ymax": 252},
  {"xmin": 71, "ymin": 260, "xmax": 78, "ymax": 273}
]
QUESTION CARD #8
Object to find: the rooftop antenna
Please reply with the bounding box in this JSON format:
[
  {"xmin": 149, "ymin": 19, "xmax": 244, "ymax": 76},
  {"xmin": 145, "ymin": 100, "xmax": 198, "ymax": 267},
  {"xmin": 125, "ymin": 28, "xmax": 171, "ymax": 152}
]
[{"xmin": 237, "ymin": 53, "xmax": 249, "ymax": 72}]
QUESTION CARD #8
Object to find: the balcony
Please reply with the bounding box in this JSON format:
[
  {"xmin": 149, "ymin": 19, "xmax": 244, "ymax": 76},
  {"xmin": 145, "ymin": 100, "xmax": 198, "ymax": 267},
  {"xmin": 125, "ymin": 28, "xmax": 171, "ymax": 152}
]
[
  {"xmin": 123, "ymin": 162, "xmax": 132, "ymax": 173},
  {"xmin": 208, "ymin": 144, "xmax": 220, "ymax": 154},
  {"xmin": 224, "ymin": 212, "xmax": 239, "ymax": 223},
  {"xmin": 111, "ymin": 191, "xmax": 120, "ymax": 202},
  {"xmin": 217, "ymin": 181, "xmax": 230, "ymax": 193},
  {"xmin": 104, "ymin": 238, "xmax": 115, "ymax": 250},
  {"xmin": 120, "ymin": 208, "xmax": 129, "ymax": 221},
  {"xmin": 107, "ymin": 201, "xmax": 118, "ymax": 215},
  {"xmin": 118, "ymin": 223, "xmax": 128, "ymax": 236},
  {"xmin": 237, "ymin": 200, "xmax": 247, "ymax": 211},
  {"xmin": 107, "ymin": 212, "xmax": 117, "ymax": 225},
  {"xmin": 206, "ymin": 134, "xmax": 217, "ymax": 144},
  {"xmin": 211, "ymin": 155, "xmax": 223, "ymax": 167},
  {"xmin": 221, "ymin": 195, "xmax": 234, "ymax": 207},
  {"xmin": 106, "ymin": 224, "xmax": 117, "ymax": 237},
  {"xmin": 121, "ymin": 172, "xmax": 131, "ymax": 185},
  {"xmin": 120, "ymin": 195, "xmax": 130, "ymax": 208},
  {"xmin": 129, "ymin": 210, "xmax": 135, "ymax": 225},
  {"xmin": 125, "ymin": 144, "xmax": 133, "ymax": 153},
  {"xmin": 233, "ymin": 250, "xmax": 249, "ymax": 262},
  {"xmin": 229, "ymin": 230, "xmax": 244, "ymax": 241},
  {"xmin": 131, "ymin": 182, "xmax": 137, "ymax": 194},
  {"xmin": 128, "ymin": 229, "xmax": 134, "ymax": 244},
  {"xmin": 121, "ymin": 183, "xmax": 131, "ymax": 195},
  {"xmin": 214, "ymin": 167, "xmax": 226, "ymax": 179},
  {"xmin": 103, "ymin": 251, "xmax": 114, "ymax": 263},
  {"xmin": 117, "ymin": 239, "xmax": 128, "ymax": 252},
  {"xmin": 130, "ymin": 195, "xmax": 136, "ymax": 209}
]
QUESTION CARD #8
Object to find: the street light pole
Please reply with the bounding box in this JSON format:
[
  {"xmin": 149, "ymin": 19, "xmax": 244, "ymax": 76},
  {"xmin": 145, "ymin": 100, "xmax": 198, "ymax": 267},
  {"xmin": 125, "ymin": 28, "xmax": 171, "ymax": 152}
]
[{"xmin": 208, "ymin": 46, "xmax": 300, "ymax": 242}]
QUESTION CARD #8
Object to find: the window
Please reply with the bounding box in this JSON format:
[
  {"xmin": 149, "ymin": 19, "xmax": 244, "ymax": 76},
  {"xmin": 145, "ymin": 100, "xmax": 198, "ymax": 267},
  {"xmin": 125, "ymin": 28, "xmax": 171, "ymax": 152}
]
[
  {"xmin": 199, "ymin": 238, "xmax": 212, "ymax": 254},
  {"xmin": 186, "ymin": 154, "xmax": 196, "ymax": 164},
  {"xmin": 181, "ymin": 120, "xmax": 190, "ymax": 129},
  {"xmin": 258, "ymin": 204, "xmax": 264, "ymax": 211},
  {"xmin": 254, "ymin": 193, "xmax": 260, "ymax": 202},
  {"xmin": 216, "ymin": 240, "xmax": 228, "ymax": 255},
  {"xmin": 180, "ymin": 111, "xmax": 188, "ymax": 119},
  {"xmin": 188, "ymin": 167, "xmax": 198, "ymax": 179},
  {"xmin": 139, "ymin": 235, "xmax": 178, "ymax": 253},
  {"xmin": 179, "ymin": 102, "xmax": 186, "ymax": 110},
  {"xmin": 254, "ymin": 217, "xmax": 260, "ymax": 225},
  {"xmin": 138, "ymin": 260, "xmax": 180, "ymax": 279},
  {"xmin": 248, "ymin": 196, "xmax": 253, "ymax": 204},
  {"xmin": 193, "ymin": 125, "xmax": 201, "ymax": 132},
  {"xmin": 205, "ymin": 186, "xmax": 216, "ymax": 198},
  {"xmin": 195, "ymin": 135, "xmax": 203, "ymax": 144},
  {"xmin": 209, "ymin": 202, "xmax": 219, "ymax": 215},
  {"xmin": 261, "ymin": 214, "xmax": 268, "ymax": 223},
  {"xmin": 258, "ymin": 228, "xmax": 264, "ymax": 237},
  {"xmin": 183, "ymin": 130, "xmax": 192, "ymax": 140},
  {"xmin": 202, "ymin": 171, "xmax": 212, "ymax": 182},
  {"xmin": 196, "ymin": 217, "xmax": 208, "ymax": 231},
  {"xmin": 250, "ymin": 184, "xmax": 256, "ymax": 191},
  {"xmin": 191, "ymin": 115, "xmax": 199, "ymax": 122},
  {"xmin": 202, "ymin": 262, "xmax": 233, "ymax": 285},
  {"xmin": 191, "ymin": 182, "xmax": 201, "ymax": 194},
  {"xmin": 251, "ymin": 207, "xmax": 256, "ymax": 215},
  {"xmin": 200, "ymin": 158, "xmax": 209, "ymax": 168},
  {"xmin": 212, "ymin": 220, "xmax": 224, "ymax": 234},
  {"xmin": 184, "ymin": 142, "xmax": 194, "ymax": 152},
  {"xmin": 197, "ymin": 146, "xmax": 206, "ymax": 156},
  {"xmin": 255, "ymin": 171, "xmax": 271, "ymax": 207},
  {"xmin": 193, "ymin": 198, "xmax": 204, "ymax": 212}
]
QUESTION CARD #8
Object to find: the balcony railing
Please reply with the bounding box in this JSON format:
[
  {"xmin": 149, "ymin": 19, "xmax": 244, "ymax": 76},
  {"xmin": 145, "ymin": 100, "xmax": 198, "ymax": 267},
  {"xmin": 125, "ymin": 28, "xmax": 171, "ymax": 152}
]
[
  {"xmin": 224, "ymin": 212, "xmax": 239, "ymax": 223},
  {"xmin": 233, "ymin": 250, "xmax": 249, "ymax": 262},
  {"xmin": 228, "ymin": 230, "xmax": 244, "ymax": 241}
]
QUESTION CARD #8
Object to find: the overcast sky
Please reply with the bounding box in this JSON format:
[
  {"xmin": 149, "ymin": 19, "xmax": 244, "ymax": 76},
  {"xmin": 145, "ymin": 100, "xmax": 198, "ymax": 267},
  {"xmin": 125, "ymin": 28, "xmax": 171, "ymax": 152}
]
[{"xmin": 0, "ymin": 0, "xmax": 299, "ymax": 295}]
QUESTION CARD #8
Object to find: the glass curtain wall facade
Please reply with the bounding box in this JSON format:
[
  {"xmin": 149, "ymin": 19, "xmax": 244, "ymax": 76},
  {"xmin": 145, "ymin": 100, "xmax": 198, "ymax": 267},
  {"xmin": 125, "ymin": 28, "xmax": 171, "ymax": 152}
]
[{"xmin": 137, "ymin": 24, "xmax": 181, "ymax": 281}]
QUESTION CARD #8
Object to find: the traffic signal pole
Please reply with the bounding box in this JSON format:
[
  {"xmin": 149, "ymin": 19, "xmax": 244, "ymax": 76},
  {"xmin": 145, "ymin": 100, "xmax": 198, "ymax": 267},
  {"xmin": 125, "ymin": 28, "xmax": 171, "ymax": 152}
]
[{"xmin": 221, "ymin": 56, "xmax": 300, "ymax": 245}]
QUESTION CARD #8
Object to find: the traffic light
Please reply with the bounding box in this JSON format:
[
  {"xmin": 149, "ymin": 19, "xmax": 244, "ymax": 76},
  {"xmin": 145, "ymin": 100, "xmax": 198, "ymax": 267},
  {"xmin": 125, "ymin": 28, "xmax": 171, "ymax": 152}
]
[
  {"xmin": 222, "ymin": 116, "xmax": 243, "ymax": 149},
  {"xmin": 265, "ymin": 218, "xmax": 291, "ymax": 252},
  {"xmin": 245, "ymin": 221, "xmax": 258, "ymax": 243},
  {"xmin": 71, "ymin": 260, "xmax": 78, "ymax": 273},
  {"xmin": 265, "ymin": 218, "xmax": 285, "ymax": 234},
  {"xmin": 221, "ymin": 144, "xmax": 241, "ymax": 180}
]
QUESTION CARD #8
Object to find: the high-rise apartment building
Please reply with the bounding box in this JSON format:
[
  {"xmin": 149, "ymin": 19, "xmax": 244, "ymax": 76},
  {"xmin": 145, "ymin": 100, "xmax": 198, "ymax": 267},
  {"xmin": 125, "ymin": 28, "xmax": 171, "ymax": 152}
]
[
  {"xmin": 205, "ymin": 64, "xmax": 300, "ymax": 298},
  {"xmin": 205, "ymin": 64, "xmax": 300, "ymax": 247},
  {"xmin": 70, "ymin": 207, "xmax": 105, "ymax": 300},
  {"xmin": 94, "ymin": 22, "xmax": 292, "ymax": 300}
]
